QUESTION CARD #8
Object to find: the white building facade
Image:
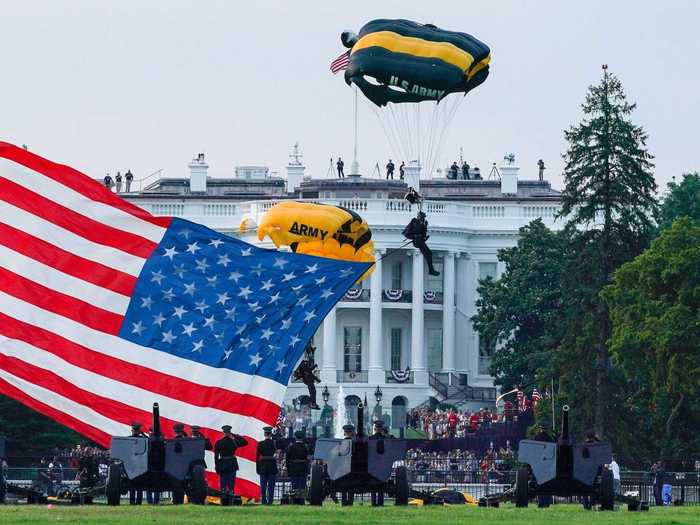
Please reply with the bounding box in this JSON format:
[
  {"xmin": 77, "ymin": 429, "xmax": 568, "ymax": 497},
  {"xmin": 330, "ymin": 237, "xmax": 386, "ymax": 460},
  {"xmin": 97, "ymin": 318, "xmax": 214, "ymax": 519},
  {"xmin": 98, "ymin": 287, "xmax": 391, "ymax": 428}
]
[{"xmin": 124, "ymin": 153, "xmax": 563, "ymax": 420}]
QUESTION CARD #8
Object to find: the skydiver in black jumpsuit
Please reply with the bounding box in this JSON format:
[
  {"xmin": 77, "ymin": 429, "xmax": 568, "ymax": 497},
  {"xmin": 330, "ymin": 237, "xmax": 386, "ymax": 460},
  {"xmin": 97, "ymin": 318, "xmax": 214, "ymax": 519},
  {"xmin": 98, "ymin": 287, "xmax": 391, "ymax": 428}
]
[{"xmin": 403, "ymin": 211, "xmax": 439, "ymax": 276}]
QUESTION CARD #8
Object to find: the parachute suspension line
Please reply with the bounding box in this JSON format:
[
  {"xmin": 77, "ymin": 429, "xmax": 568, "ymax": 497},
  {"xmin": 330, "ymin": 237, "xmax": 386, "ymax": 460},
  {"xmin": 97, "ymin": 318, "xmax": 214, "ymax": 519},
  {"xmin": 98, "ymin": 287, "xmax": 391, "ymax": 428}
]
[
  {"xmin": 376, "ymin": 239, "xmax": 414, "ymax": 263},
  {"xmin": 428, "ymin": 95, "xmax": 466, "ymax": 178},
  {"xmin": 365, "ymin": 99, "xmax": 402, "ymax": 170},
  {"xmin": 383, "ymin": 104, "xmax": 407, "ymax": 165},
  {"xmin": 423, "ymin": 103, "xmax": 441, "ymax": 179}
]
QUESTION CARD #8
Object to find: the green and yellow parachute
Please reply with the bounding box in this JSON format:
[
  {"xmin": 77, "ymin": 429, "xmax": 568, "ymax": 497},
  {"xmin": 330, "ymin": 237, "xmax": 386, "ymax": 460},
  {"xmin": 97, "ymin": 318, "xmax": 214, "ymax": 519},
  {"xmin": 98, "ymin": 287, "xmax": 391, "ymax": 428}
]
[{"xmin": 343, "ymin": 19, "xmax": 491, "ymax": 107}]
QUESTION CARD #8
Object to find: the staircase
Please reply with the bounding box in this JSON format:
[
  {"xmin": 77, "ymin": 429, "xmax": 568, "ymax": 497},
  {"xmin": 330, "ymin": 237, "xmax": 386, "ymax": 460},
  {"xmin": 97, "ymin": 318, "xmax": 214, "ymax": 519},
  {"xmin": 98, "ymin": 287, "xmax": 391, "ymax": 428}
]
[{"xmin": 429, "ymin": 372, "xmax": 497, "ymax": 408}]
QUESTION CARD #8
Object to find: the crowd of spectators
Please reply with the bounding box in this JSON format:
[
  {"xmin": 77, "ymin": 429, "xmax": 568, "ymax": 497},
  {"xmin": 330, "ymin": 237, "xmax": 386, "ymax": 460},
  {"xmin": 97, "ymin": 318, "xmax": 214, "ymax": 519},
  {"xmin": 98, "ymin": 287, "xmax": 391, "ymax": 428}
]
[
  {"xmin": 405, "ymin": 445, "xmax": 515, "ymax": 483},
  {"xmin": 406, "ymin": 406, "xmax": 522, "ymax": 439},
  {"xmin": 33, "ymin": 445, "xmax": 109, "ymax": 494}
]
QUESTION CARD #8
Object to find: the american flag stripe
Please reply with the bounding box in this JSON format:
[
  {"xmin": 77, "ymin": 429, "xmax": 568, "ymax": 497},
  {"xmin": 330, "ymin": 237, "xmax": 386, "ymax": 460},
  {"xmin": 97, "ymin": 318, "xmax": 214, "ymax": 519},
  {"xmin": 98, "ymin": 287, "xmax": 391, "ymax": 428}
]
[
  {"xmin": 330, "ymin": 50, "xmax": 351, "ymax": 73},
  {"xmin": 0, "ymin": 292, "xmax": 288, "ymax": 408},
  {"xmin": 0, "ymin": 142, "xmax": 369, "ymax": 498},
  {"xmin": 0, "ymin": 150, "xmax": 171, "ymax": 231},
  {"xmin": 0, "ymin": 201, "xmax": 147, "ymax": 276},
  {"xmin": 0, "ymin": 313, "xmax": 280, "ymax": 424},
  {"xmin": 0, "ymin": 245, "xmax": 130, "ymax": 314},
  {"xmin": 0, "ymin": 176, "xmax": 158, "ymax": 258},
  {"xmin": 0, "ymin": 223, "xmax": 137, "ymax": 296}
]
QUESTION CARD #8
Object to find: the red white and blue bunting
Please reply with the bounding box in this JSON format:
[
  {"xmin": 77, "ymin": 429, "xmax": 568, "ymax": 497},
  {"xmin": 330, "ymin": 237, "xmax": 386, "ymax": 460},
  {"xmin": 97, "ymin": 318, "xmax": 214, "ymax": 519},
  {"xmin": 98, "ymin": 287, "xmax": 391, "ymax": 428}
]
[
  {"xmin": 383, "ymin": 289, "xmax": 404, "ymax": 301},
  {"xmin": 390, "ymin": 368, "xmax": 412, "ymax": 382}
]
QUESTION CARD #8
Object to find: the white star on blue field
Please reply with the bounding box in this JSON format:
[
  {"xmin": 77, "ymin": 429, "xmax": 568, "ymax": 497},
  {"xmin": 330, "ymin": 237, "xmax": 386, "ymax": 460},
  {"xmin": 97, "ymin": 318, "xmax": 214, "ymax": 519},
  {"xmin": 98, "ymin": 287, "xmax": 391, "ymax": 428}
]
[{"xmin": 120, "ymin": 218, "xmax": 370, "ymax": 385}]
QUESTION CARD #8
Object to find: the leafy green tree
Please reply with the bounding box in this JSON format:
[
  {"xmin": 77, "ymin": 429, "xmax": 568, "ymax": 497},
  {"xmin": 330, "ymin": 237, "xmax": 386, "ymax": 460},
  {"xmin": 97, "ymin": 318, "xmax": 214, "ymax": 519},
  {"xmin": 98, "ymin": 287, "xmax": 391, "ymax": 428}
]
[
  {"xmin": 603, "ymin": 218, "xmax": 700, "ymax": 458},
  {"xmin": 472, "ymin": 219, "xmax": 567, "ymax": 392},
  {"xmin": 0, "ymin": 395, "xmax": 85, "ymax": 458},
  {"xmin": 558, "ymin": 67, "xmax": 658, "ymax": 436},
  {"xmin": 659, "ymin": 172, "xmax": 700, "ymax": 230}
]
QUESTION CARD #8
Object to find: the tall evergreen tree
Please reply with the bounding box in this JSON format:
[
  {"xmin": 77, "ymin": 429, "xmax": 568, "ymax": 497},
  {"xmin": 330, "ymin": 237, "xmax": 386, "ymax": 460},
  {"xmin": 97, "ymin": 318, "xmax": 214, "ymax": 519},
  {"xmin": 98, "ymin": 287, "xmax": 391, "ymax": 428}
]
[
  {"xmin": 558, "ymin": 66, "xmax": 658, "ymax": 436},
  {"xmin": 658, "ymin": 172, "xmax": 700, "ymax": 230}
]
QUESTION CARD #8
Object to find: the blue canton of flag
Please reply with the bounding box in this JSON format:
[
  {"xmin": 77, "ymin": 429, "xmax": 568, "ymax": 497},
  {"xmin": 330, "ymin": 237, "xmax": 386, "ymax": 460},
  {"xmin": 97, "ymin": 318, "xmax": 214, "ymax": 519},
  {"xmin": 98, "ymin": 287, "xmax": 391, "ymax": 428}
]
[{"xmin": 120, "ymin": 218, "xmax": 370, "ymax": 385}]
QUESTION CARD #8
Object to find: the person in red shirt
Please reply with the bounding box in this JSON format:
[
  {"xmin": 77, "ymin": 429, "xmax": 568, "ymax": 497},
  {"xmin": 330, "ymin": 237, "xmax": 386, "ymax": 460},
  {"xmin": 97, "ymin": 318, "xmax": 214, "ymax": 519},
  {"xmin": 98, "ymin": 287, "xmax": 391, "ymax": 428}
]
[
  {"xmin": 448, "ymin": 409, "xmax": 458, "ymax": 438},
  {"xmin": 469, "ymin": 412, "xmax": 479, "ymax": 432}
]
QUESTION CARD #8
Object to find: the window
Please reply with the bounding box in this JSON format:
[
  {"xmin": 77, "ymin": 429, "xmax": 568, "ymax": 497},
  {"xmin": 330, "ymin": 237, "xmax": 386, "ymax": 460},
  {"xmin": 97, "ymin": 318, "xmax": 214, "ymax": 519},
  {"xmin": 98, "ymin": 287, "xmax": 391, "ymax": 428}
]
[
  {"xmin": 426, "ymin": 261, "xmax": 443, "ymax": 292},
  {"xmin": 390, "ymin": 328, "xmax": 402, "ymax": 370},
  {"xmin": 478, "ymin": 336, "xmax": 495, "ymax": 375},
  {"xmin": 391, "ymin": 262, "xmax": 403, "ymax": 290},
  {"xmin": 427, "ymin": 328, "xmax": 443, "ymax": 371},
  {"xmin": 479, "ymin": 262, "xmax": 498, "ymax": 281},
  {"xmin": 343, "ymin": 326, "xmax": 362, "ymax": 372}
]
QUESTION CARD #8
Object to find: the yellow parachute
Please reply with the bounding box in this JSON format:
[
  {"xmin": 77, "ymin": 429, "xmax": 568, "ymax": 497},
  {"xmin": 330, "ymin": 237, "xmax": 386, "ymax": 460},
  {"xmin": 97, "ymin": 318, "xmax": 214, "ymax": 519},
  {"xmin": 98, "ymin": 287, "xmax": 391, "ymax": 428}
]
[{"xmin": 256, "ymin": 201, "xmax": 375, "ymax": 280}]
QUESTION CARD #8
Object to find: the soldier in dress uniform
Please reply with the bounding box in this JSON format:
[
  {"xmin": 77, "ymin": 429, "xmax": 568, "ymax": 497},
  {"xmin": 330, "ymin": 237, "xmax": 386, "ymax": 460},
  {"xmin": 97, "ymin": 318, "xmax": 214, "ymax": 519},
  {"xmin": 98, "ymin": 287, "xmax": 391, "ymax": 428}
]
[
  {"xmin": 341, "ymin": 424, "xmax": 355, "ymax": 506},
  {"xmin": 173, "ymin": 423, "xmax": 188, "ymax": 438},
  {"xmin": 129, "ymin": 423, "xmax": 146, "ymax": 505},
  {"xmin": 215, "ymin": 424, "xmax": 249, "ymax": 495},
  {"xmin": 191, "ymin": 425, "xmax": 212, "ymax": 450},
  {"xmin": 256, "ymin": 426, "xmax": 278, "ymax": 505},
  {"xmin": 286, "ymin": 430, "xmax": 310, "ymax": 503}
]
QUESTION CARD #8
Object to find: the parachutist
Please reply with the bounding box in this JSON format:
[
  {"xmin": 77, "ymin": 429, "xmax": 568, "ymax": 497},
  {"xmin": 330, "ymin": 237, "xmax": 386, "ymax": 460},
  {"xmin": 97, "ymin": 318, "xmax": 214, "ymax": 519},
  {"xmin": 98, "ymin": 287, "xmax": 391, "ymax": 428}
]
[
  {"xmin": 293, "ymin": 345, "xmax": 321, "ymax": 409},
  {"xmin": 403, "ymin": 211, "xmax": 439, "ymax": 276},
  {"xmin": 404, "ymin": 187, "xmax": 422, "ymax": 206}
]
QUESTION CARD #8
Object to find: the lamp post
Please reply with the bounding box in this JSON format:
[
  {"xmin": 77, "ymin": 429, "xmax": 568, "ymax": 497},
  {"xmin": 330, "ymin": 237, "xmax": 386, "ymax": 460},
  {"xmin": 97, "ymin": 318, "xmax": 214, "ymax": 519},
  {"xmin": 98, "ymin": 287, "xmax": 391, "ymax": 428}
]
[
  {"xmin": 321, "ymin": 386, "xmax": 331, "ymax": 438},
  {"xmin": 374, "ymin": 386, "xmax": 383, "ymax": 404},
  {"xmin": 373, "ymin": 386, "xmax": 383, "ymax": 429}
]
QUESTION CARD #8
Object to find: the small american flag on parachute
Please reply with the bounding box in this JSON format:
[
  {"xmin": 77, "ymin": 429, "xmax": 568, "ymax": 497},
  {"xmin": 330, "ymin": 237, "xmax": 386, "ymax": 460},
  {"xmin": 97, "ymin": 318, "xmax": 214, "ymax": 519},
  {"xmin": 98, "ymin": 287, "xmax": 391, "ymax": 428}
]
[{"xmin": 330, "ymin": 50, "xmax": 351, "ymax": 74}]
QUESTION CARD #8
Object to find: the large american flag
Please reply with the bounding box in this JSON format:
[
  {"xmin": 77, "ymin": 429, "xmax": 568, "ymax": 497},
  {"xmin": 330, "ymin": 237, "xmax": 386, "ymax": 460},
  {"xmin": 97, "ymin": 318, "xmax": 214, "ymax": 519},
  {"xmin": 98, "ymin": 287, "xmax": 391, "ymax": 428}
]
[
  {"xmin": 0, "ymin": 142, "xmax": 369, "ymax": 498},
  {"xmin": 330, "ymin": 50, "xmax": 350, "ymax": 74}
]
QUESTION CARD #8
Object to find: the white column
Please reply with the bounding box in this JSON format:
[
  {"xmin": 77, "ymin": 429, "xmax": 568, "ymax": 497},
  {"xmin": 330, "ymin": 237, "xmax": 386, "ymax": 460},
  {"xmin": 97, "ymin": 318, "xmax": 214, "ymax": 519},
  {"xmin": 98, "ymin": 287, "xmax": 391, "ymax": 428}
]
[
  {"xmin": 368, "ymin": 251, "xmax": 384, "ymax": 384},
  {"xmin": 321, "ymin": 307, "xmax": 337, "ymax": 383},
  {"xmin": 442, "ymin": 252, "xmax": 456, "ymax": 372},
  {"xmin": 411, "ymin": 250, "xmax": 426, "ymax": 384}
]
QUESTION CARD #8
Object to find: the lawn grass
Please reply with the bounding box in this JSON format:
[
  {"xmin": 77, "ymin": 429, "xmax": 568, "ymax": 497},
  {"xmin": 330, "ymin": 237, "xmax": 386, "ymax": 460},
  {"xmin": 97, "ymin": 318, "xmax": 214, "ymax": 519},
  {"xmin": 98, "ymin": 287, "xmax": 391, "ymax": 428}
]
[{"xmin": 0, "ymin": 503, "xmax": 698, "ymax": 525}]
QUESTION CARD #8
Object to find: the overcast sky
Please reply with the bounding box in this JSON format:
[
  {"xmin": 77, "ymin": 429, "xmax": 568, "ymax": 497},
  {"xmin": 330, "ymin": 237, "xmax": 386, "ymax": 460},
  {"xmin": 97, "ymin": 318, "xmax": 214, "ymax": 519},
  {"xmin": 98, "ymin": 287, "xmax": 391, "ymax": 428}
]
[{"xmin": 2, "ymin": 1, "xmax": 698, "ymax": 192}]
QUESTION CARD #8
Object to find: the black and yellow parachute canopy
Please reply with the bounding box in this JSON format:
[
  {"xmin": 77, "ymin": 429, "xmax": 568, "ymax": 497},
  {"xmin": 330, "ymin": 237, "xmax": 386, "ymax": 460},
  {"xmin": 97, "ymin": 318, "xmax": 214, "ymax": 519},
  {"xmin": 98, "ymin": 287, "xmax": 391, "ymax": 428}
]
[{"xmin": 344, "ymin": 19, "xmax": 491, "ymax": 107}]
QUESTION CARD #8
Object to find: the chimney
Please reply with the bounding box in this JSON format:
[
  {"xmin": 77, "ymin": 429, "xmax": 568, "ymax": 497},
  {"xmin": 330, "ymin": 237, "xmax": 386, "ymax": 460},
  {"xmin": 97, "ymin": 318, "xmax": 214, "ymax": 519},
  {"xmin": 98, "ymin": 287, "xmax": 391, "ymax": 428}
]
[
  {"xmin": 403, "ymin": 160, "xmax": 422, "ymax": 190},
  {"xmin": 286, "ymin": 142, "xmax": 306, "ymax": 193},
  {"xmin": 189, "ymin": 153, "xmax": 208, "ymax": 193},
  {"xmin": 500, "ymin": 153, "xmax": 518, "ymax": 196}
]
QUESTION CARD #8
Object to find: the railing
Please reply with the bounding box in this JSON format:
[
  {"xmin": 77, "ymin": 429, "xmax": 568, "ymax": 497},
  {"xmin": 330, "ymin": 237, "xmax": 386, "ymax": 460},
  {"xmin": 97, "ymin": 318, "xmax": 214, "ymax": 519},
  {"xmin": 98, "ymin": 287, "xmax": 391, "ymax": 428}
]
[
  {"xmin": 429, "ymin": 373, "xmax": 449, "ymax": 398},
  {"xmin": 336, "ymin": 370, "xmax": 368, "ymax": 383},
  {"xmin": 124, "ymin": 198, "xmax": 563, "ymax": 232}
]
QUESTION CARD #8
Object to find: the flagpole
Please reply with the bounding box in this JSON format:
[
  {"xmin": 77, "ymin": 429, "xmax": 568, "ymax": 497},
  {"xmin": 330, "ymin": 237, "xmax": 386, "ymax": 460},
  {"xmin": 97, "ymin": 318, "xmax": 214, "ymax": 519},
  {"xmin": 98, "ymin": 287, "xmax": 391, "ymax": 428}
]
[
  {"xmin": 551, "ymin": 377, "xmax": 556, "ymax": 431},
  {"xmin": 350, "ymin": 86, "xmax": 360, "ymax": 176}
]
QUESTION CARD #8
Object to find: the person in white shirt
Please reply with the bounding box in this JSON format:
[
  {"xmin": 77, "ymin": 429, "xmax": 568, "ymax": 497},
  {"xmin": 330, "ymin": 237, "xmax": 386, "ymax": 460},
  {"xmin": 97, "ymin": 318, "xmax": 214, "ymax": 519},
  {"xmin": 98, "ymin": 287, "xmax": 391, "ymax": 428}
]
[{"xmin": 609, "ymin": 455, "xmax": 621, "ymax": 494}]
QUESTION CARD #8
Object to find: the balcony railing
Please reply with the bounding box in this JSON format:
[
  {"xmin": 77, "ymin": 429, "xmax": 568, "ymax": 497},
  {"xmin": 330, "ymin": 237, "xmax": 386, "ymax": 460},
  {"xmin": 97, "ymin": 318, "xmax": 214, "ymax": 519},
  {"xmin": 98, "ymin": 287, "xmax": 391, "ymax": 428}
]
[
  {"xmin": 423, "ymin": 290, "xmax": 443, "ymax": 304},
  {"xmin": 337, "ymin": 370, "xmax": 368, "ymax": 383}
]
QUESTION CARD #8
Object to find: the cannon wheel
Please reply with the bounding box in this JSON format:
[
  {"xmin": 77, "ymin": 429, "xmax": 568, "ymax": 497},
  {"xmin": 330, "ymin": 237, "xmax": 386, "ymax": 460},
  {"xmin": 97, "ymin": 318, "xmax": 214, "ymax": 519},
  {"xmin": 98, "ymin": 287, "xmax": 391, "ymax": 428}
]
[
  {"xmin": 394, "ymin": 466, "xmax": 409, "ymax": 506},
  {"xmin": 599, "ymin": 469, "xmax": 614, "ymax": 511},
  {"xmin": 515, "ymin": 468, "xmax": 529, "ymax": 508},
  {"xmin": 188, "ymin": 464, "xmax": 207, "ymax": 505},
  {"xmin": 308, "ymin": 464, "xmax": 324, "ymax": 506},
  {"xmin": 106, "ymin": 463, "xmax": 122, "ymax": 506}
]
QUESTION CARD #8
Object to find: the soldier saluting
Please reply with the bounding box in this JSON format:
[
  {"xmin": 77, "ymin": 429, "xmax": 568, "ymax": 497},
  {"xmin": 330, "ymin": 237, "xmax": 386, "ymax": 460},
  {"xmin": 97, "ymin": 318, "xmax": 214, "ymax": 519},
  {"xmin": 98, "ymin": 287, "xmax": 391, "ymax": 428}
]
[
  {"xmin": 215, "ymin": 425, "xmax": 248, "ymax": 496},
  {"xmin": 255, "ymin": 426, "xmax": 278, "ymax": 505},
  {"xmin": 129, "ymin": 423, "xmax": 146, "ymax": 505}
]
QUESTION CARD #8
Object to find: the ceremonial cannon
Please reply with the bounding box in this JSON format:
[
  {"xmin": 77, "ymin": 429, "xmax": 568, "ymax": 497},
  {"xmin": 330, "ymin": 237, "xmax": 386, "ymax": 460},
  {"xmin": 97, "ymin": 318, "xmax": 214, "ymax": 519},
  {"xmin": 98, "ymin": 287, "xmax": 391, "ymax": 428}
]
[
  {"xmin": 515, "ymin": 405, "xmax": 615, "ymax": 510},
  {"xmin": 309, "ymin": 402, "xmax": 409, "ymax": 505},
  {"xmin": 107, "ymin": 403, "xmax": 207, "ymax": 505}
]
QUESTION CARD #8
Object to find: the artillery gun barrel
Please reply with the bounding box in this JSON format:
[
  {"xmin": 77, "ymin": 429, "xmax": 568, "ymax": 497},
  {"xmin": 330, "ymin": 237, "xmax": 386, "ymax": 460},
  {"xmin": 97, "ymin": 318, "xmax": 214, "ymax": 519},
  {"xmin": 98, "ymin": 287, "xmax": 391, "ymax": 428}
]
[
  {"xmin": 560, "ymin": 404, "xmax": 570, "ymax": 444},
  {"xmin": 152, "ymin": 403, "xmax": 161, "ymax": 437},
  {"xmin": 357, "ymin": 402, "xmax": 365, "ymax": 436}
]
